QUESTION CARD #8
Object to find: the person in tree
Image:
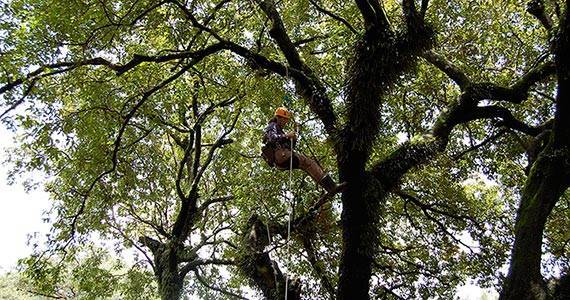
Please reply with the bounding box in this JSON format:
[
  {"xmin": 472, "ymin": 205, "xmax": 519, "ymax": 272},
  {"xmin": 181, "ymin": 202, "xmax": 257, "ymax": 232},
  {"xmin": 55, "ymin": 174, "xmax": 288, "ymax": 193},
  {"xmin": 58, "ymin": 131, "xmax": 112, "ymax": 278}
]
[{"xmin": 262, "ymin": 107, "xmax": 345, "ymax": 193}]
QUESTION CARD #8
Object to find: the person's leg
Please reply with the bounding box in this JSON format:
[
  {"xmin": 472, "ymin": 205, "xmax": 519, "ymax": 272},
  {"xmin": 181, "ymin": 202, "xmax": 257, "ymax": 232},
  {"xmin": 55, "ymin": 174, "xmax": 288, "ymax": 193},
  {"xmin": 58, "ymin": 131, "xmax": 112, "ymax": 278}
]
[
  {"xmin": 275, "ymin": 149, "xmax": 344, "ymax": 193},
  {"xmin": 295, "ymin": 152, "xmax": 347, "ymax": 193},
  {"xmin": 295, "ymin": 152, "xmax": 325, "ymax": 183},
  {"xmin": 274, "ymin": 148, "xmax": 297, "ymax": 170}
]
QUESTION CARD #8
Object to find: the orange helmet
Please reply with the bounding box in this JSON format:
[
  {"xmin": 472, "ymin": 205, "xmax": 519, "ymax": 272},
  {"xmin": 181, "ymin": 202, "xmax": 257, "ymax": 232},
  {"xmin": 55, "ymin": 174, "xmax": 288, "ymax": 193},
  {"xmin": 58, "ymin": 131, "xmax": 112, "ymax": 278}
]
[{"xmin": 274, "ymin": 107, "xmax": 292, "ymax": 119}]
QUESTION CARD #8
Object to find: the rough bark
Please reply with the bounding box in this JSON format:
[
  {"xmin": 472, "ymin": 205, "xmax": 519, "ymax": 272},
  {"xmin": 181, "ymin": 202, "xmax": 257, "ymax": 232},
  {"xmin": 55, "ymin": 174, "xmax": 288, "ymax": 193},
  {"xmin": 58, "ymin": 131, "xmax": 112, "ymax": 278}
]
[
  {"xmin": 239, "ymin": 215, "xmax": 301, "ymax": 300},
  {"xmin": 336, "ymin": 2, "xmax": 435, "ymax": 298},
  {"xmin": 140, "ymin": 236, "xmax": 185, "ymax": 300},
  {"xmin": 499, "ymin": 147, "xmax": 568, "ymax": 300},
  {"xmin": 156, "ymin": 246, "xmax": 185, "ymax": 300},
  {"xmin": 500, "ymin": 3, "xmax": 570, "ymax": 299}
]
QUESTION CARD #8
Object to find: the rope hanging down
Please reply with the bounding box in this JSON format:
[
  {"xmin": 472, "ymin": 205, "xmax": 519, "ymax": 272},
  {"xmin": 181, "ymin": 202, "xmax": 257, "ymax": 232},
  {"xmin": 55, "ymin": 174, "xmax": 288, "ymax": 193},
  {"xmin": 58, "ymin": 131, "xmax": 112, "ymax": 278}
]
[
  {"xmin": 280, "ymin": 66, "xmax": 302, "ymax": 299},
  {"xmin": 284, "ymin": 116, "xmax": 296, "ymax": 300}
]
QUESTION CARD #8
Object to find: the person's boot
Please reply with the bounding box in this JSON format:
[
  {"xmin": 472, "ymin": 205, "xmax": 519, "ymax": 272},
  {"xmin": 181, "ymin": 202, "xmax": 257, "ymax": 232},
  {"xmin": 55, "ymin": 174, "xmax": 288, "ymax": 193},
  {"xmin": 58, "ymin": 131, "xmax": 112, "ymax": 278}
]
[{"xmin": 319, "ymin": 174, "xmax": 347, "ymax": 194}]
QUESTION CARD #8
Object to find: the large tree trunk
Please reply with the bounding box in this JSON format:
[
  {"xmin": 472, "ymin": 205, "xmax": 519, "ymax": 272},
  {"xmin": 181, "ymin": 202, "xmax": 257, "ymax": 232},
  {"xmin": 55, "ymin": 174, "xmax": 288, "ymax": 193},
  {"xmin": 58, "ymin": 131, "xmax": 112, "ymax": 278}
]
[
  {"xmin": 158, "ymin": 269, "xmax": 184, "ymax": 300},
  {"xmin": 500, "ymin": 4, "xmax": 570, "ymax": 299},
  {"xmin": 499, "ymin": 149, "xmax": 567, "ymax": 300},
  {"xmin": 337, "ymin": 167, "xmax": 382, "ymax": 299},
  {"xmin": 335, "ymin": 4, "xmax": 434, "ymax": 297},
  {"xmin": 155, "ymin": 246, "xmax": 185, "ymax": 300},
  {"xmin": 140, "ymin": 236, "xmax": 186, "ymax": 300}
]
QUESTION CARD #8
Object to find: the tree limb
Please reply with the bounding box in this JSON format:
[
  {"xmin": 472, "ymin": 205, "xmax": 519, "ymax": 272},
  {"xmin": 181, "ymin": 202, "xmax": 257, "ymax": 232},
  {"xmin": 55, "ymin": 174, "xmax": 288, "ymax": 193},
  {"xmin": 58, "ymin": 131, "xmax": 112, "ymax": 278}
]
[
  {"xmin": 470, "ymin": 105, "xmax": 542, "ymax": 136},
  {"xmin": 308, "ymin": 0, "xmax": 358, "ymax": 34},
  {"xmin": 527, "ymin": 0, "xmax": 553, "ymax": 31},
  {"xmin": 452, "ymin": 129, "xmax": 507, "ymax": 160},
  {"xmin": 192, "ymin": 268, "xmax": 250, "ymax": 299},
  {"xmin": 354, "ymin": 0, "xmax": 390, "ymax": 31},
  {"xmin": 422, "ymin": 51, "xmax": 470, "ymax": 87},
  {"xmin": 252, "ymin": 0, "xmax": 338, "ymax": 136}
]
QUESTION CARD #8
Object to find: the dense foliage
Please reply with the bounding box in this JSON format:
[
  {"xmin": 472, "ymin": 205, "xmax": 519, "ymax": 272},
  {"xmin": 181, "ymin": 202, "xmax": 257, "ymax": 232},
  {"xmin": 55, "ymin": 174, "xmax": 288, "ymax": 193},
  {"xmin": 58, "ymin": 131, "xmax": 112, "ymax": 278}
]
[{"xmin": 1, "ymin": 0, "xmax": 568, "ymax": 299}]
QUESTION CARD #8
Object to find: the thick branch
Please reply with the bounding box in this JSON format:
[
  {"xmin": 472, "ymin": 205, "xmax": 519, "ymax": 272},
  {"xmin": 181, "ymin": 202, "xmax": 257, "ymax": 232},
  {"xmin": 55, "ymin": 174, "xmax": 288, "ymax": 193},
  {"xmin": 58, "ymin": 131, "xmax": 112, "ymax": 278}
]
[
  {"xmin": 510, "ymin": 61, "xmax": 556, "ymax": 99},
  {"xmin": 470, "ymin": 105, "xmax": 542, "ymax": 136},
  {"xmin": 176, "ymin": 132, "xmax": 194, "ymax": 202},
  {"xmin": 371, "ymin": 138, "xmax": 443, "ymax": 191},
  {"xmin": 354, "ymin": 0, "xmax": 390, "ymax": 30},
  {"xmin": 0, "ymin": 43, "xmax": 226, "ymax": 97},
  {"xmin": 171, "ymin": 110, "xmax": 239, "ymax": 241},
  {"xmin": 181, "ymin": 256, "xmax": 236, "ymax": 276},
  {"xmin": 252, "ymin": 0, "xmax": 338, "ymax": 136},
  {"xmin": 254, "ymin": 0, "xmax": 304, "ymax": 69},
  {"xmin": 300, "ymin": 235, "xmax": 336, "ymax": 299},
  {"xmin": 0, "ymin": 79, "xmax": 36, "ymax": 119},
  {"xmin": 422, "ymin": 51, "xmax": 470, "ymax": 87},
  {"xmin": 424, "ymin": 53, "xmax": 555, "ymax": 104},
  {"xmin": 199, "ymin": 195, "xmax": 234, "ymax": 211},
  {"xmin": 527, "ymin": 0, "xmax": 553, "ymax": 31},
  {"xmin": 139, "ymin": 235, "xmax": 164, "ymax": 255},
  {"xmin": 239, "ymin": 215, "xmax": 301, "ymax": 299}
]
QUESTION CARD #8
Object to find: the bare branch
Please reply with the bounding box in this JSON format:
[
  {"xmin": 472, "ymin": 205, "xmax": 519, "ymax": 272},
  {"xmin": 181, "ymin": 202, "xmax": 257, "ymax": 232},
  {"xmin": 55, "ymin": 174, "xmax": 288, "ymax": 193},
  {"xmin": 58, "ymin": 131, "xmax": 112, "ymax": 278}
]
[
  {"xmin": 452, "ymin": 129, "xmax": 507, "ymax": 160},
  {"xmin": 308, "ymin": 0, "xmax": 358, "ymax": 34},
  {"xmin": 192, "ymin": 268, "xmax": 250, "ymax": 299}
]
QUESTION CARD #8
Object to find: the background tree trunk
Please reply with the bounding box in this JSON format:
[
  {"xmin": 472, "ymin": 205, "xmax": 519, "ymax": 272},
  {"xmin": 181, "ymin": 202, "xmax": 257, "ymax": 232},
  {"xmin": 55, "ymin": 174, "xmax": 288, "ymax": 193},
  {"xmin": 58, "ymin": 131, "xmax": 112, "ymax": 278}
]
[{"xmin": 501, "ymin": 3, "xmax": 570, "ymax": 298}]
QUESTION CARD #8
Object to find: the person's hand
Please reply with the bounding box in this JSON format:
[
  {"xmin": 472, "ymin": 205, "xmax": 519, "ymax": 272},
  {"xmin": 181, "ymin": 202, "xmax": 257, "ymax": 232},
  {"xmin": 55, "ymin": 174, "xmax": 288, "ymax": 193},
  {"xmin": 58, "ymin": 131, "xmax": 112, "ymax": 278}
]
[
  {"xmin": 293, "ymin": 122, "xmax": 301, "ymax": 132},
  {"xmin": 286, "ymin": 132, "xmax": 297, "ymax": 140}
]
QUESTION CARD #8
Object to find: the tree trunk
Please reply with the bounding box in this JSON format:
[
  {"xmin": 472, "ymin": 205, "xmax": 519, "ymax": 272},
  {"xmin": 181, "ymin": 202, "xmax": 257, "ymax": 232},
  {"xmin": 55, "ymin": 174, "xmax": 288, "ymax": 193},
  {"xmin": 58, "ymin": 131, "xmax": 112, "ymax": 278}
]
[
  {"xmin": 337, "ymin": 154, "xmax": 385, "ymax": 300},
  {"xmin": 159, "ymin": 272, "xmax": 184, "ymax": 300},
  {"xmin": 501, "ymin": 5, "xmax": 570, "ymax": 299},
  {"xmin": 239, "ymin": 215, "xmax": 301, "ymax": 300},
  {"xmin": 499, "ymin": 148, "xmax": 566, "ymax": 300},
  {"xmin": 156, "ymin": 247, "xmax": 185, "ymax": 300}
]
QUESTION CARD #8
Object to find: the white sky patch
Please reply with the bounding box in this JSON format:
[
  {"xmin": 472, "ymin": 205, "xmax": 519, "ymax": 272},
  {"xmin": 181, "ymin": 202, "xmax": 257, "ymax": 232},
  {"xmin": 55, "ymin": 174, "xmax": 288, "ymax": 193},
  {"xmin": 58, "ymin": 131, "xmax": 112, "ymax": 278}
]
[
  {"xmin": 396, "ymin": 131, "xmax": 408, "ymax": 144},
  {"xmin": 0, "ymin": 126, "xmax": 51, "ymax": 274},
  {"xmin": 456, "ymin": 284, "xmax": 499, "ymax": 300}
]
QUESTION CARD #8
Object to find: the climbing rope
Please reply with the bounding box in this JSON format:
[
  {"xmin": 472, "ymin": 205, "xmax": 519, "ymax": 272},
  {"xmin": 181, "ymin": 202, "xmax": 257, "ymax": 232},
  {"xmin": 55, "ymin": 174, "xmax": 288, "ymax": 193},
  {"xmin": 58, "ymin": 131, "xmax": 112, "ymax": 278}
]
[{"xmin": 284, "ymin": 120, "xmax": 295, "ymax": 300}]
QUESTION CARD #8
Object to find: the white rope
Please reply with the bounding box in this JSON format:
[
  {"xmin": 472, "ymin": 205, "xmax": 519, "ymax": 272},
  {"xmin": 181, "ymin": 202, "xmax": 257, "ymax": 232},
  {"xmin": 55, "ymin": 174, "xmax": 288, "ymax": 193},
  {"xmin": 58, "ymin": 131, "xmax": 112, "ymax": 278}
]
[{"xmin": 284, "ymin": 129, "xmax": 294, "ymax": 300}]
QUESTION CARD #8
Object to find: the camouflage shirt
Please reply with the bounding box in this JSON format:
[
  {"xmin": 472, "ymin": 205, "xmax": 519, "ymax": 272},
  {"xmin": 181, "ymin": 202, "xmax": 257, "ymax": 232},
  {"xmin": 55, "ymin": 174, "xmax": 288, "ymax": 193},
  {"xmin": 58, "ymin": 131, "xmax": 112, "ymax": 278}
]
[{"xmin": 263, "ymin": 120, "xmax": 290, "ymax": 149}]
